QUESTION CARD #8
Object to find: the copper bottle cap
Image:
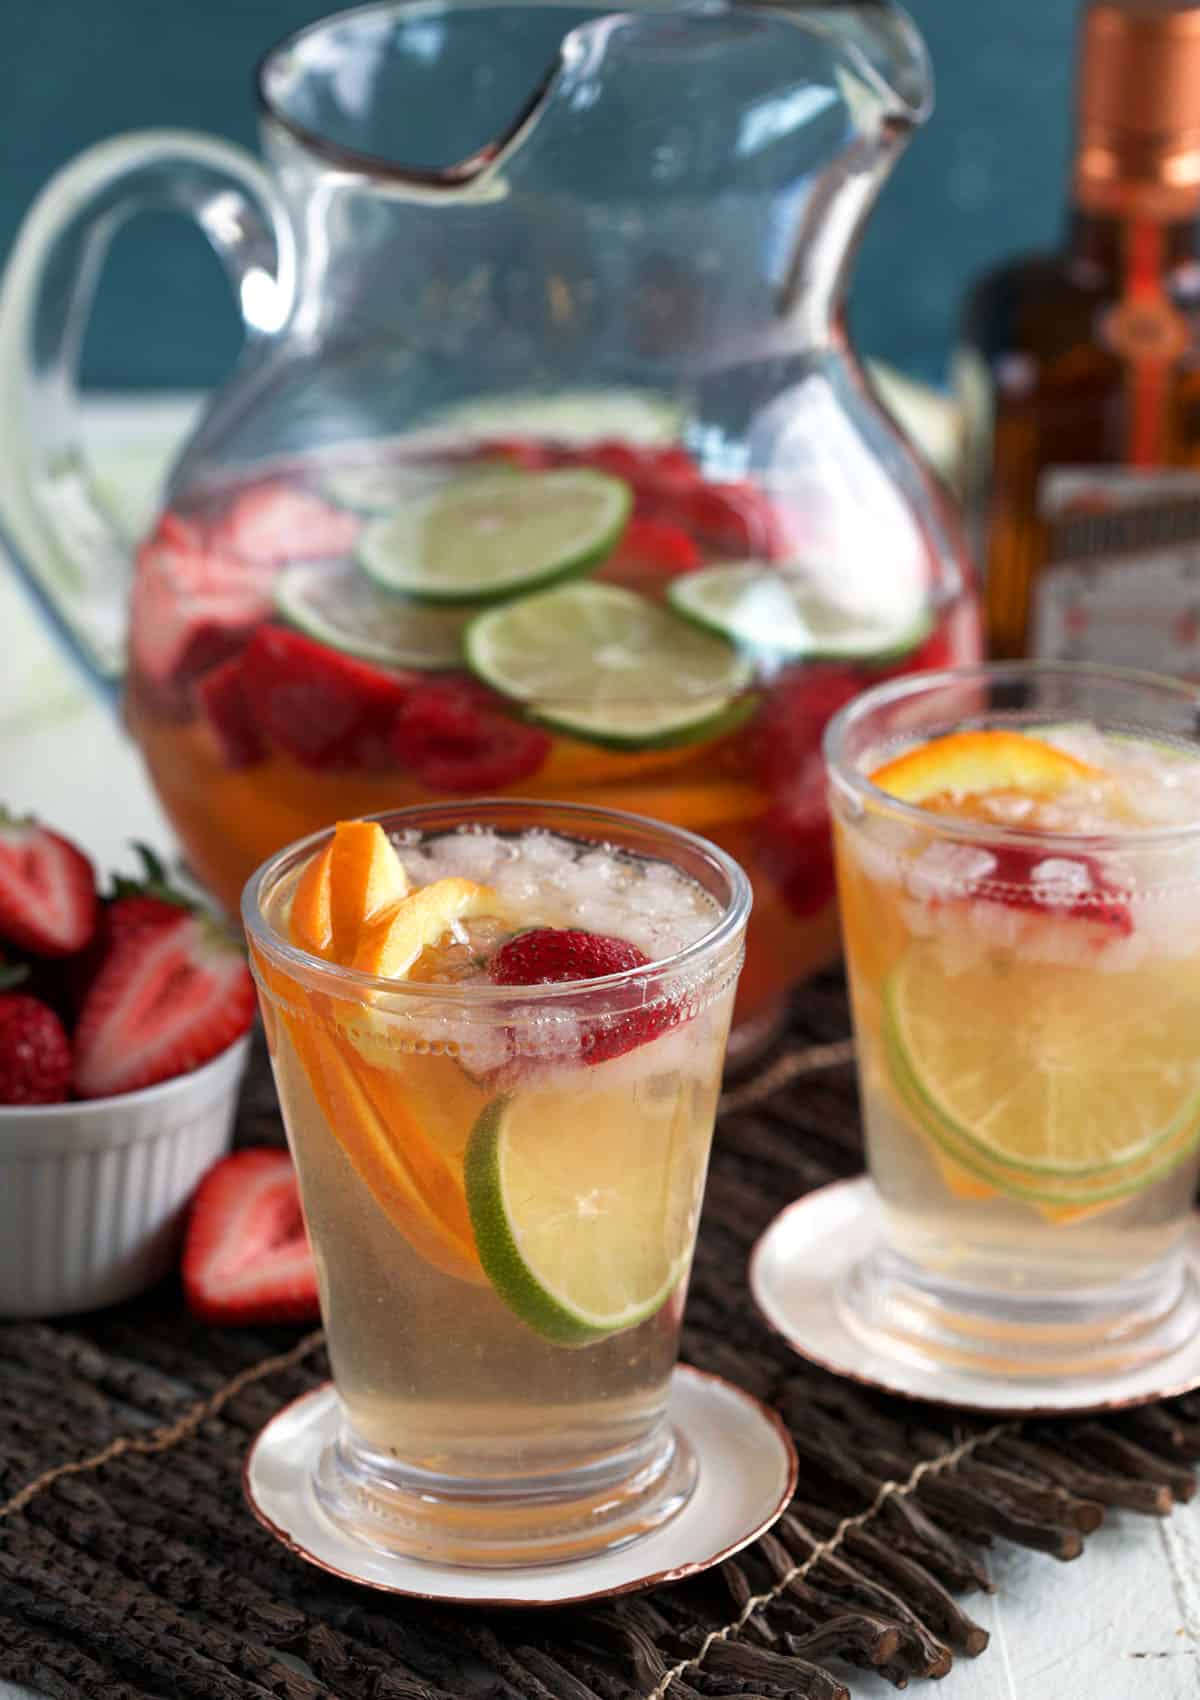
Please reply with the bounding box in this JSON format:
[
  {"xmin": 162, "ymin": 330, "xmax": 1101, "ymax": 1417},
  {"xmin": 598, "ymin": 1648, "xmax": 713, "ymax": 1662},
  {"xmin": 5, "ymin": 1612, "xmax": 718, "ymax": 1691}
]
[{"xmin": 1076, "ymin": 0, "xmax": 1200, "ymax": 215}]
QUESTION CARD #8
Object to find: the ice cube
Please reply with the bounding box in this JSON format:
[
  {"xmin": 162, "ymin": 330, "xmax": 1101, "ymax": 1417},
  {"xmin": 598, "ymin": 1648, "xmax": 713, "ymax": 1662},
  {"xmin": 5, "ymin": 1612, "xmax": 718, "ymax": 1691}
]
[{"xmin": 906, "ymin": 841, "xmax": 997, "ymax": 903}]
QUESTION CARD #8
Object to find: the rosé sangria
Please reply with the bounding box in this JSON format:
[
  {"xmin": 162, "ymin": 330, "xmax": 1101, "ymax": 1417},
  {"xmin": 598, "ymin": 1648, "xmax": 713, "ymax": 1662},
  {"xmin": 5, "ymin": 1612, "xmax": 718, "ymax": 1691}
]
[{"xmin": 129, "ymin": 408, "xmax": 978, "ymax": 1044}]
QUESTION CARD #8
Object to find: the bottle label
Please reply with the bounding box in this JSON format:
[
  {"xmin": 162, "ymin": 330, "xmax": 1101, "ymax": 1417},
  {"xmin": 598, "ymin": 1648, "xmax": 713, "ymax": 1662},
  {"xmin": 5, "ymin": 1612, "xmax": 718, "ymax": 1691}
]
[{"xmin": 1032, "ymin": 468, "xmax": 1200, "ymax": 674}]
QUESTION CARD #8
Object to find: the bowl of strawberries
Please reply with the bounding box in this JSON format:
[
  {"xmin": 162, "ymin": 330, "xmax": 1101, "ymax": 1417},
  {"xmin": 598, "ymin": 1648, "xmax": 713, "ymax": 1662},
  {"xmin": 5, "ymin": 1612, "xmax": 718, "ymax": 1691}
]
[{"xmin": 0, "ymin": 813, "xmax": 255, "ymax": 1318}]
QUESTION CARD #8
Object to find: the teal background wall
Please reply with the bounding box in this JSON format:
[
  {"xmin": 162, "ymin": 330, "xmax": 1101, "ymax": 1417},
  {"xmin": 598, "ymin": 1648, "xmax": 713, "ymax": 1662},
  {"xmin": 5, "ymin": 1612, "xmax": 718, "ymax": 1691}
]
[{"xmin": 2, "ymin": 0, "xmax": 1074, "ymax": 389}]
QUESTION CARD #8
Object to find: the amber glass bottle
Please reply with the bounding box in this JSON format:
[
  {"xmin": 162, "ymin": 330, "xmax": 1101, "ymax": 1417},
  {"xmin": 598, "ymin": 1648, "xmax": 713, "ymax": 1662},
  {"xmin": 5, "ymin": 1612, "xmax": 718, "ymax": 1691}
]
[{"xmin": 959, "ymin": 0, "xmax": 1200, "ymax": 668}]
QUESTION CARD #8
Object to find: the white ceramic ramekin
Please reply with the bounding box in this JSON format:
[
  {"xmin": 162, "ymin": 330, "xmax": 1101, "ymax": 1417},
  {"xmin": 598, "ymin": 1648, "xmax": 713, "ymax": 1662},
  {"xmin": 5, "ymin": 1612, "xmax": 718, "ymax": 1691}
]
[{"xmin": 0, "ymin": 1033, "xmax": 251, "ymax": 1318}]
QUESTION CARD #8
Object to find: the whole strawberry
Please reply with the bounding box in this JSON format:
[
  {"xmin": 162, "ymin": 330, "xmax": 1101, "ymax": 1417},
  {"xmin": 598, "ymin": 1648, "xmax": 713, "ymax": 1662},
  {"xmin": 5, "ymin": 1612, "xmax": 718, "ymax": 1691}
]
[
  {"xmin": 0, "ymin": 811, "xmax": 97, "ymax": 958},
  {"xmin": 490, "ymin": 929, "xmax": 648, "ymax": 985},
  {"xmin": 0, "ymin": 991, "xmax": 71, "ymax": 1104},
  {"xmin": 488, "ymin": 927, "xmax": 681, "ymax": 1065}
]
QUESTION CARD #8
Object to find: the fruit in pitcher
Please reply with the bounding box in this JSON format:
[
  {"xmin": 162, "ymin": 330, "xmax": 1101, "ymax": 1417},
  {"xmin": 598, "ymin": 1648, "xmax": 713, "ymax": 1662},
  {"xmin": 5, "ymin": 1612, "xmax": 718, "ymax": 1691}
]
[
  {"xmin": 196, "ymin": 653, "xmax": 266, "ymax": 770},
  {"xmin": 465, "ymin": 581, "xmax": 755, "ymax": 750},
  {"xmin": 237, "ymin": 625, "xmax": 412, "ymax": 771},
  {"xmin": 391, "ymin": 679, "xmax": 551, "ymax": 792},
  {"xmin": 358, "ymin": 467, "xmax": 633, "ymax": 603},
  {"xmin": 130, "ymin": 513, "xmax": 271, "ymax": 705},
  {"xmin": 182, "ymin": 1148, "xmax": 320, "ymax": 1325},
  {"xmin": 214, "ymin": 481, "xmax": 360, "ymax": 565}
]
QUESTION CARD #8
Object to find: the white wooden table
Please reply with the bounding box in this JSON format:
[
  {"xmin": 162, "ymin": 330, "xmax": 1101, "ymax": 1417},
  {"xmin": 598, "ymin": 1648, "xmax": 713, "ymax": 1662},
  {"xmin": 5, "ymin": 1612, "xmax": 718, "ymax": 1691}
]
[{"xmin": 0, "ymin": 398, "xmax": 1197, "ymax": 1699}]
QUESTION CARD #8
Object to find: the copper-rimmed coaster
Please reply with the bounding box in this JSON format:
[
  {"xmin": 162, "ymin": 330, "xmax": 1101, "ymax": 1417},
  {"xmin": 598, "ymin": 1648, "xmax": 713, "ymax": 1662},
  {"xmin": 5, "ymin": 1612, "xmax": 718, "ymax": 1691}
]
[
  {"xmin": 751, "ymin": 1176, "xmax": 1200, "ymax": 1417},
  {"xmin": 244, "ymin": 1364, "xmax": 797, "ymax": 1605}
]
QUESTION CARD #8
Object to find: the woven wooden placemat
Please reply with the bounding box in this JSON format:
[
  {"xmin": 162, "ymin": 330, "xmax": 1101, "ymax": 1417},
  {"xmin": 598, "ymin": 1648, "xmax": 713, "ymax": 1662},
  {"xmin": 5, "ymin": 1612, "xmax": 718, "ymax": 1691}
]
[{"xmin": 2, "ymin": 968, "xmax": 1199, "ymax": 1700}]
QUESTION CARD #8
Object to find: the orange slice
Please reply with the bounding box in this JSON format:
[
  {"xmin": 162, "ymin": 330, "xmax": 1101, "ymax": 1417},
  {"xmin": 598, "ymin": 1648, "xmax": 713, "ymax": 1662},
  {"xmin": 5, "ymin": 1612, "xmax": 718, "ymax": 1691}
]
[
  {"xmin": 252, "ymin": 944, "xmax": 484, "ymax": 1283},
  {"xmin": 351, "ymin": 878, "xmax": 506, "ymax": 980},
  {"xmin": 871, "ymin": 729, "xmax": 1105, "ymax": 807},
  {"xmin": 289, "ymin": 840, "xmax": 334, "ymax": 957},
  {"xmin": 327, "ymin": 820, "xmax": 411, "ymax": 965}
]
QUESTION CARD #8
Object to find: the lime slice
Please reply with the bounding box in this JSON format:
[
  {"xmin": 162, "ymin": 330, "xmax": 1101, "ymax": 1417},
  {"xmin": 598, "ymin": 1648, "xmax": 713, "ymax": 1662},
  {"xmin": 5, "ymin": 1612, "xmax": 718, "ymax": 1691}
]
[
  {"xmin": 433, "ymin": 389, "xmax": 685, "ymax": 447},
  {"xmin": 465, "ymin": 1084, "xmax": 706, "ymax": 1345},
  {"xmin": 357, "ymin": 469, "xmax": 632, "ymax": 604},
  {"xmin": 668, "ymin": 562, "xmax": 932, "ymax": 661},
  {"xmin": 275, "ymin": 560, "xmax": 472, "ymax": 670},
  {"xmin": 884, "ymin": 944, "xmax": 1200, "ymax": 1181},
  {"xmin": 466, "ymin": 581, "xmax": 755, "ymax": 750},
  {"xmin": 320, "ymin": 461, "xmax": 456, "ymax": 516},
  {"xmin": 887, "ymin": 1032, "xmax": 1200, "ymax": 1207}
]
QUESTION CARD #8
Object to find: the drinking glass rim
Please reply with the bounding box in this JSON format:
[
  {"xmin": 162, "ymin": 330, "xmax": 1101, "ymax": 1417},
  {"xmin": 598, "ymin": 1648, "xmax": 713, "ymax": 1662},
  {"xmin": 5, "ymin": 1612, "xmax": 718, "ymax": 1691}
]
[
  {"xmin": 824, "ymin": 660, "xmax": 1200, "ymax": 853},
  {"xmin": 241, "ymin": 797, "xmax": 752, "ymax": 1004}
]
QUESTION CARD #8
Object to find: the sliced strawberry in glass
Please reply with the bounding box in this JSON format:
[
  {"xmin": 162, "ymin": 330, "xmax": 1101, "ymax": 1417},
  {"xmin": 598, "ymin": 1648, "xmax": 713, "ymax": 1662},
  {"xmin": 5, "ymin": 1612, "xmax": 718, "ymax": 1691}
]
[{"xmin": 981, "ymin": 844, "xmax": 1133, "ymax": 936}]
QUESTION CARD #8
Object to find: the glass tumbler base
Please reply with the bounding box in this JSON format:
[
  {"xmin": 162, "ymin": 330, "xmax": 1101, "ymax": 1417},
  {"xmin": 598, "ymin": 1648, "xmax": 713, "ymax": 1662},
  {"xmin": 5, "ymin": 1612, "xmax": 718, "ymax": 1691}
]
[
  {"xmin": 313, "ymin": 1420, "xmax": 698, "ymax": 1569},
  {"xmin": 839, "ymin": 1245, "xmax": 1200, "ymax": 1381}
]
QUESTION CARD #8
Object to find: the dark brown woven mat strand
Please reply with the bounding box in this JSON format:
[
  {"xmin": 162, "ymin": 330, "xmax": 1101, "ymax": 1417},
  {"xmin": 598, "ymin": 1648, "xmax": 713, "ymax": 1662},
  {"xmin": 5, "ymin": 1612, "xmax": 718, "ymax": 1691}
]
[{"xmin": 3, "ymin": 969, "xmax": 1200, "ymax": 1700}]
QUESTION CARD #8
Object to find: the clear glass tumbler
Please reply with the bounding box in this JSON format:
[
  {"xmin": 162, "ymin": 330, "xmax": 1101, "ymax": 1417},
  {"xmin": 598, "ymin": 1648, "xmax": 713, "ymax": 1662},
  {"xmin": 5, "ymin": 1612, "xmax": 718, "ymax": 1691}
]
[
  {"xmin": 825, "ymin": 664, "xmax": 1200, "ymax": 1379},
  {"xmin": 243, "ymin": 799, "xmax": 749, "ymax": 1565}
]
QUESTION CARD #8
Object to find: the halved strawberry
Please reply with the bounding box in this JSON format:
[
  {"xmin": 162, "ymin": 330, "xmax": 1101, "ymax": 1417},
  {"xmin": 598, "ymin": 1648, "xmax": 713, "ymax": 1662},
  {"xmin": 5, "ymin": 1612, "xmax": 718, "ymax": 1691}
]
[
  {"xmin": 607, "ymin": 516, "xmax": 701, "ymax": 580},
  {"xmin": 239, "ymin": 626, "xmax": 412, "ymax": 770},
  {"xmin": 677, "ymin": 481, "xmax": 783, "ymax": 557},
  {"xmin": 213, "ymin": 481, "xmax": 360, "ymax": 565},
  {"xmin": 972, "ymin": 844, "xmax": 1132, "ymax": 936},
  {"xmin": 743, "ymin": 667, "xmax": 863, "ymax": 796},
  {"xmin": 72, "ymin": 912, "xmax": 255, "ymax": 1099},
  {"xmin": 392, "ymin": 680, "xmax": 551, "ymax": 793},
  {"xmin": 182, "ymin": 1148, "xmax": 319, "ymax": 1326},
  {"xmin": 195, "ymin": 652, "xmax": 266, "ymax": 770},
  {"xmin": 755, "ymin": 756, "xmax": 838, "ymax": 921},
  {"xmin": 488, "ymin": 927, "xmax": 681, "ymax": 1064},
  {"xmin": 129, "ymin": 511, "xmax": 270, "ymax": 705},
  {"xmin": 0, "ymin": 813, "xmax": 97, "ymax": 958}
]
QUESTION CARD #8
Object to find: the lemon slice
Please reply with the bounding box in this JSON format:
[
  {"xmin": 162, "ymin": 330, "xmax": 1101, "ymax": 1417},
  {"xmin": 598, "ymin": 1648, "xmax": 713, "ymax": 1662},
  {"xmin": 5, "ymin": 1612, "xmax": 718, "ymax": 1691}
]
[
  {"xmin": 884, "ymin": 944, "xmax": 1200, "ymax": 1185},
  {"xmin": 465, "ymin": 1083, "xmax": 708, "ymax": 1345}
]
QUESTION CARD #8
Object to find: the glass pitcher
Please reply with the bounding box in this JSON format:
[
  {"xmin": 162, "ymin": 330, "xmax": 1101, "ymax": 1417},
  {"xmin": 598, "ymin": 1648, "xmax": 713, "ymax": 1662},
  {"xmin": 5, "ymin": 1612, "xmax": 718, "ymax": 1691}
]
[{"xmin": 0, "ymin": 0, "xmax": 978, "ymax": 1052}]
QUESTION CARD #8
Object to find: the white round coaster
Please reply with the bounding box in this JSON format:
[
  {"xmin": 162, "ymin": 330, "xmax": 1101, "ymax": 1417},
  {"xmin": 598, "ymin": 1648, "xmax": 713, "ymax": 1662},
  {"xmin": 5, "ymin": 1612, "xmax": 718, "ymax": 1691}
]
[
  {"xmin": 243, "ymin": 1364, "xmax": 797, "ymax": 1605},
  {"xmin": 751, "ymin": 1176, "xmax": 1200, "ymax": 1416}
]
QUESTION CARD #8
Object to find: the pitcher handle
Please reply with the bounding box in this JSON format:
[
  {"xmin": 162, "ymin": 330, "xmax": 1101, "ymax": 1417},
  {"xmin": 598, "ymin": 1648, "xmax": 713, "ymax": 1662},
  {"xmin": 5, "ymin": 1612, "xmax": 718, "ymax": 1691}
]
[{"xmin": 0, "ymin": 130, "xmax": 296, "ymax": 684}]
